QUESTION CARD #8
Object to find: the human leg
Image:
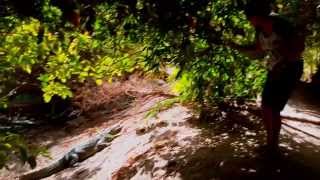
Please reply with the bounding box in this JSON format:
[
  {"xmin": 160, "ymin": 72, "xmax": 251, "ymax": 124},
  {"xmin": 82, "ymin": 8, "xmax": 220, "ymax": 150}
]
[
  {"xmin": 271, "ymin": 107, "xmax": 281, "ymax": 148},
  {"xmin": 261, "ymin": 60, "xmax": 303, "ymax": 150},
  {"xmin": 261, "ymin": 104, "xmax": 281, "ymax": 150},
  {"xmin": 261, "ymin": 72, "xmax": 281, "ymax": 150}
]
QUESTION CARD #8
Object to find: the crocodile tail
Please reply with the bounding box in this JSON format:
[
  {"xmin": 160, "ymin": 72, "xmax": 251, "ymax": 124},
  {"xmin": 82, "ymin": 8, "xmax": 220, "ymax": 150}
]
[{"xmin": 19, "ymin": 157, "xmax": 67, "ymax": 180}]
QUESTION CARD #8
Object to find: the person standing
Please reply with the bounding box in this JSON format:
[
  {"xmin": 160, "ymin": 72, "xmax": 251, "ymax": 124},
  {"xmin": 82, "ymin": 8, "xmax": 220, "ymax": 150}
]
[{"xmin": 229, "ymin": 0, "xmax": 305, "ymax": 154}]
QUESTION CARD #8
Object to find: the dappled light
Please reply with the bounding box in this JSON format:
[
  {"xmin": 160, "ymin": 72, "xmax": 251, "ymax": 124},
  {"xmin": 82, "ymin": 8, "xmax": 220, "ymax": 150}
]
[
  {"xmin": 1, "ymin": 0, "xmax": 320, "ymax": 179},
  {"xmin": 1, "ymin": 74, "xmax": 320, "ymax": 180},
  {"xmin": 108, "ymin": 95, "xmax": 320, "ymax": 180}
]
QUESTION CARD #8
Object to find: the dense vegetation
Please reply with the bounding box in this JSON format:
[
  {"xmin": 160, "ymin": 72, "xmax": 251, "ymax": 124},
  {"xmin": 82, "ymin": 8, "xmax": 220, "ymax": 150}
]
[{"xmin": 0, "ymin": 0, "xmax": 320, "ymax": 169}]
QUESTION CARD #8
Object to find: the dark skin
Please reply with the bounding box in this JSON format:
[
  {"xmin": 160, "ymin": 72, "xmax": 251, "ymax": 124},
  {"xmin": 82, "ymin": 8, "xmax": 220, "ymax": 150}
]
[
  {"xmin": 229, "ymin": 14, "xmax": 305, "ymax": 152},
  {"xmin": 227, "ymin": 42, "xmax": 265, "ymax": 59}
]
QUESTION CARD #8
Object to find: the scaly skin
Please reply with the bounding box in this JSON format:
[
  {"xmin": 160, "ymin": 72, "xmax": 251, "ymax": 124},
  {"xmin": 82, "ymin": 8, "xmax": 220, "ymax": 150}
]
[{"xmin": 19, "ymin": 126, "xmax": 121, "ymax": 180}]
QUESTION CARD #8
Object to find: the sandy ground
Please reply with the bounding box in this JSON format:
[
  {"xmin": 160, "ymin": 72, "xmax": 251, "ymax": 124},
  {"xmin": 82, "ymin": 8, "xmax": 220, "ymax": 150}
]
[{"xmin": 1, "ymin": 79, "xmax": 320, "ymax": 180}]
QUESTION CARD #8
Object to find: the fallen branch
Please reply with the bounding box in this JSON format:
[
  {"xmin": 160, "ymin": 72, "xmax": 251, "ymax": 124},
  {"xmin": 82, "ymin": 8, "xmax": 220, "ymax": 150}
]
[
  {"xmin": 0, "ymin": 120, "xmax": 44, "ymax": 127},
  {"xmin": 294, "ymin": 109, "xmax": 320, "ymax": 119},
  {"xmin": 231, "ymin": 103, "xmax": 320, "ymax": 126},
  {"xmin": 281, "ymin": 115, "xmax": 320, "ymax": 126},
  {"xmin": 282, "ymin": 121, "xmax": 320, "ymax": 140}
]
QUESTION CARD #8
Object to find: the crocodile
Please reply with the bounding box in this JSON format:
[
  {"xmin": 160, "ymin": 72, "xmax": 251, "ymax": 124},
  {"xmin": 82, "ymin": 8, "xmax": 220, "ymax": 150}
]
[{"xmin": 19, "ymin": 126, "xmax": 122, "ymax": 180}]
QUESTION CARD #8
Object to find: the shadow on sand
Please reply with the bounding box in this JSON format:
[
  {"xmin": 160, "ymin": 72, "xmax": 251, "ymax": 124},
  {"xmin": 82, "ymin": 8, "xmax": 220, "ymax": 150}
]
[{"xmin": 116, "ymin": 106, "xmax": 320, "ymax": 180}]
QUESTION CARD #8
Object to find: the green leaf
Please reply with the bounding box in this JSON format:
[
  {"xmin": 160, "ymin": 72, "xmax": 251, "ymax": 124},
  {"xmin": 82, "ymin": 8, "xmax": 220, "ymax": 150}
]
[
  {"xmin": 43, "ymin": 94, "xmax": 52, "ymax": 103},
  {"xmin": 95, "ymin": 79, "xmax": 103, "ymax": 85},
  {"xmin": 25, "ymin": 65, "xmax": 32, "ymax": 74}
]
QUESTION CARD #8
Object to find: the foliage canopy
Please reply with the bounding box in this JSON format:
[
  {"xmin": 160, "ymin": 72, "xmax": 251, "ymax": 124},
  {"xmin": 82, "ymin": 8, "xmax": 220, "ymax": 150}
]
[{"xmin": 0, "ymin": 0, "xmax": 320, "ymax": 168}]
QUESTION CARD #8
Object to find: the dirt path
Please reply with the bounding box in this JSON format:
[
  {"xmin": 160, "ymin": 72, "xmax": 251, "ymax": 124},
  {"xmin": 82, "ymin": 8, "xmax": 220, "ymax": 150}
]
[{"xmin": 1, "ymin": 79, "xmax": 320, "ymax": 180}]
